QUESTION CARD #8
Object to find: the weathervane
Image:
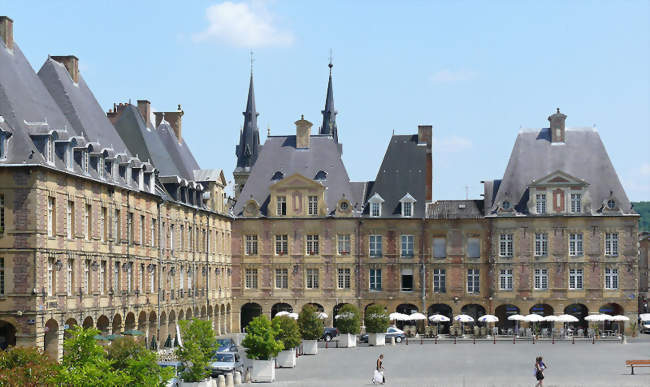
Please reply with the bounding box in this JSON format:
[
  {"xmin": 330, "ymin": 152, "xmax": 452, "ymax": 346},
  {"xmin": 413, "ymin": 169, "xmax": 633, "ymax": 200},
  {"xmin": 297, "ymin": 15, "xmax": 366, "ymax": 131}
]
[
  {"xmin": 328, "ymin": 49, "xmax": 333, "ymax": 74},
  {"xmin": 250, "ymin": 50, "xmax": 254, "ymax": 75}
]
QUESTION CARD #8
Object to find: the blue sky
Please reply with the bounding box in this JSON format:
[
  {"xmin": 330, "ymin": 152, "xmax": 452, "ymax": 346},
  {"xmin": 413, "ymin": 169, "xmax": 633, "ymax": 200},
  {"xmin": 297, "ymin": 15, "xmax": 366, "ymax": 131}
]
[{"xmin": 3, "ymin": 1, "xmax": 649, "ymax": 201}]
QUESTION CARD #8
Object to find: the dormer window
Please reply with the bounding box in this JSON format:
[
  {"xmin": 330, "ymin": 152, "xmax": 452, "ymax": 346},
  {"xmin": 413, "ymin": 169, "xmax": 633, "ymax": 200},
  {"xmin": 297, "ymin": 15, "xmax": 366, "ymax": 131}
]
[
  {"xmin": 98, "ymin": 157, "xmax": 104, "ymax": 179},
  {"xmin": 138, "ymin": 169, "xmax": 144, "ymax": 190},
  {"xmin": 535, "ymin": 193, "xmax": 546, "ymax": 214},
  {"xmin": 502, "ymin": 201, "xmax": 511, "ymax": 210},
  {"xmin": 81, "ymin": 151, "xmax": 88, "ymax": 173},
  {"xmin": 66, "ymin": 145, "xmax": 73, "ymax": 170},
  {"xmin": 276, "ymin": 196, "xmax": 286, "ymax": 216},
  {"xmin": 105, "ymin": 160, "xmax": 112, "ymax": 178},
  {"xmin": 0, "ymin": 132, "xmax": 8, "ymax": 159},
  {"xmin": 46, "ymin": 137, "xmax": 55, "ymax": 164},
  {"xmin": 126, "ymin": 166, "xmax": 131, "ymax": 184},
  {"xmin": 399, "ymin": 193, "xmax": 416, "ymax": 217},
  {"xmin": 570, "ymin": 193, "xmax": 581, "ymax": 213},
  {"xmin": 607, "ymin": 199, "xmax": 616, "ymax": 210},
  {"xmin": 314, "ymin": 170, "xmax": 327, "ymax": 181},
  {"xmin": 149, "ymin": 174, "xmax": 155, "ymax": 193},
  {"xmin": 308, "ymin": 195, "xmax": 318, "ymax": 216},
  {"xmin": 271, "ymin": 171, "xmax": 284, "ymax": 181},
  {"xmin": 368, "ymin": 193, "xmax": 385, "ymax": 217}
]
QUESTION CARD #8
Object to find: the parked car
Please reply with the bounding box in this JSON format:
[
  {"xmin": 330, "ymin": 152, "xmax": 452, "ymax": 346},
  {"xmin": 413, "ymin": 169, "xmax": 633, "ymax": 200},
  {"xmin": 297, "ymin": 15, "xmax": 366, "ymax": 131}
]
[
  {"xmin": 209, "ymin": 351, "xmax": 244, "ymax": 376},
  {"xmin": 360, "ymin": 326, "xmax": 406, "ymax": 343},
  {"xmin": 216, "ymin": 338, "xmax": 238, "ymax": 352},
  {"xmin": 322, "ymin": 327, "xmax": 339, "ymax": 342},
  {"xmin": 157, "ymin": 360, "xmax": 182, "ymax": 387},
  {"xmin": 640, "ymin": 313, "xmax": 650, "ymax": 334}
]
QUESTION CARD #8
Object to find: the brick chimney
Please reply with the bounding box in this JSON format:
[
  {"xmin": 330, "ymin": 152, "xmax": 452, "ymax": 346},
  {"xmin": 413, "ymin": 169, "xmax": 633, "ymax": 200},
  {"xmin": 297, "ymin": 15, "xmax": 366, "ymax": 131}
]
[
  {"xmin": 418, "ymin": 125, "xmax": 433, "ymax": 201},
  {"xmin": 137, "ymin": 100, "xmax": 151, "ymax": 127},
  {"xmin": 0, "ymin": 16, "xmax": 13, "ymax": 50},
  {"xmin": 548, "ymin": 108, "xmax": 567, "ymax": 143},
  {"xmin": 154, "ymin": 104, "xmax": 184, "ymax": 144},
  {"xmin": 51, "ymin": 55, "xmax": 79, "ymax": 84},
  {"xmin": 106, "ymin": 102, "xmax": 129, "ymax": 124},
  {"xmin": 295, "ymin": 115, "xmax": 312, "ymax": 149}
]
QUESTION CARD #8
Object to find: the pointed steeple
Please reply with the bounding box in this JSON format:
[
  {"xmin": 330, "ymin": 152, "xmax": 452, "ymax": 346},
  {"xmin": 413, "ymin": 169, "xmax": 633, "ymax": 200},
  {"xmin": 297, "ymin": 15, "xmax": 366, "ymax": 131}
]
[
  {"xmin": 235, "ymin": 72, "xmax": 260, "ymax": 171},
  {"xmin": 319, "ymin": 58, "xmax": 338, "ymax": 142}
]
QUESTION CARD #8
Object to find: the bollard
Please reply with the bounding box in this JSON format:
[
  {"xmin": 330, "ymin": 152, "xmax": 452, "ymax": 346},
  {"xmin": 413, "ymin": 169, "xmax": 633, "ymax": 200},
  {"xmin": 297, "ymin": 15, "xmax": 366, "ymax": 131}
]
[
  {"xmin": 421, "ymin": 336, "xmax": 423, "ymax": 345},
  {"xmin": 406, "ymin": 337, "xmax": 408, "ymax": 345},
  {"xmin": 454, "ymin": 336, "xmax": 457, "ymax": 344},
  {"xmin": 245, "ymin": 368, "xmax": 251, "ymax": 383},
  {"xmin": 513, "ymin": 335, "xmax": 516, "ymax": 344},
  {"xmin": 435, "ymin": 336, "xmax": 438, "ymax": 344},
  {"xmin": 234, "ymin": 371, "xmax": 242, "ymax": 385},
  {"xmin": 217, "ymin": 374, "xmax": 226, "ymax": 387},
  {"xmin": 473, "ymin": 336, "xmax": 476, "ymax": 344},
  {"xmin": 592, "ymin": 336, "xmax": 595, "ymax": 344},
  {"xmin": 225, "ymin": 372, "xmax": 234, "ymax": 387},
  {"xmin": 389, "ymin": 337, "xmax": 395, "ymax": 346},
  {"xmin": 572, "ymin": 336, "xmax": 575, "ymax": 345},
  {"xmin": 493, "ymin": 335, "xmax": 496, "ymax": 344},
  {"xmin": 532, "ymin": 335, "xmax": 535, "ymax": 344},
  {"xmin": 552, "ymin": 335, "xmax": 555, "ymax": 344},
  {"xmin": 336, "ymin": 340, "xmax": 339, "ymax": 348}
]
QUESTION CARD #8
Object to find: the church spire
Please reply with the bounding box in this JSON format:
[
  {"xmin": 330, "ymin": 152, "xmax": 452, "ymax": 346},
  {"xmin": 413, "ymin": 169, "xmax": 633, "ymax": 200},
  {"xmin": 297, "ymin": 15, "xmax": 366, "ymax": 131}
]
[
  {"xmin": 319, "ymin": 54, "xmax": 338, "ymax": 142},
  {"xmin": 236, "ymin": 71, "xmax": 260, "ymax": 170}
]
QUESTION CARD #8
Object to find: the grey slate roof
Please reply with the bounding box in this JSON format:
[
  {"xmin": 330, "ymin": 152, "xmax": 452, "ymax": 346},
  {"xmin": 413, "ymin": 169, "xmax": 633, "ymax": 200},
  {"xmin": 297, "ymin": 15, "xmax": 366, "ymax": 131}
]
[
  {"xmin": 156, "ymin": 120, "xmax": 200, "ymax": 179},
  {"xmin": 365, "ymin": 134, "xmax": 427, "ymax": 218},
  {"xmin": 429, "ymin": 200, "xmax": 484, "ymax": 219},
  {"xmin": 193, "ymin": 168, "xmax": 224, "ymax": 183},
  {"xmin": 489, "ymin": 127, "xmax": 634, "ymax": 215},
  {"xmin": 233, "ymin": 135, "xmax": 355, "ymax": 216}
]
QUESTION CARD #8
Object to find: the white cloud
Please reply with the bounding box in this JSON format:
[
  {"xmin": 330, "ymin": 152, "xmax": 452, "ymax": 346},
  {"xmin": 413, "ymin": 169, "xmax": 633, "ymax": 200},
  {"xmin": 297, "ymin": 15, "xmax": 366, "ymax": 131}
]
[
  {"xmin": 193, "ymin": 1, "xmax": 294, "ymax": 47},
  {"xmin": 430, "ymin": 69, "xmax": 477, "ymax": 83},
  {"xmin": 640, "ymin": 162, "xmax": 650, "ymax": 176},
  {"xmin": 433, "ymin": 136, "xmax": 473, "ymax": 152}
]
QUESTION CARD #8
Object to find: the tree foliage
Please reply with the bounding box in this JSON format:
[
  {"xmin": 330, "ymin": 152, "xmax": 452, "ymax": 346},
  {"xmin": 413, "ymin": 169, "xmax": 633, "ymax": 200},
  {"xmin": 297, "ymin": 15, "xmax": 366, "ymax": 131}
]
[
  {"xmin": 335, "ymin": 304, "xmax": 361, "ymax": 335},
  {"xmin": 272, "ymin": 316, "xmax": 301, "ymax": 350},
  {"xmin": 107, "ymin": 337, "xmax": 173, "ymax": 387},
  {"xmin": 0, "ymin": 346, "xmax": 58, "ymax": 386},
  {"xmin": 242, "ymin": 315, "xmax": 283, "ymax": 360},
  {"xmin": 364, "ymin": 304, "xmax": 390, "ymax": 333},
  {"xmin": 633, "ymin": 201, "xmax": 650, "ymax": 232},
  {"xmin": 298, "ymin": 304, "xmax": 324, "ymax": 340},
  {"xmin": 175, "ymin": 318, "xmax": 218, "ymax": 382}
]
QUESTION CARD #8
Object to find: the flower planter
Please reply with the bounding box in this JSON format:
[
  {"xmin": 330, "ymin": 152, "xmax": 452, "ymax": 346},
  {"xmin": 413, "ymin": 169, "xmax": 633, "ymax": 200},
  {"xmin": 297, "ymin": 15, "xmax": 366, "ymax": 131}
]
[
  {"xmin": 339, "ymin": 333, "xmax": 357, "ymax": 348},
  {"xmin": 302, "ymin": 339, "xmax": 318, "ymax": 355},
  {"xmin": 276, "ymin": 348, "xmax": 296, "ymax": 368},
  {"xmin": 251, "ymin": 359, "xmax": 275, "ymax": 382},
  {"xmin": 368, "ymin": 333, "xmax": 385, "ymax": 346}
]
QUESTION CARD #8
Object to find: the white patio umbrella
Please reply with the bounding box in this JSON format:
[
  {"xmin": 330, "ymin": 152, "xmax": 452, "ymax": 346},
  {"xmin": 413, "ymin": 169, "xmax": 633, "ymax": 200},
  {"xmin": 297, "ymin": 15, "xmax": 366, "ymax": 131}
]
[
  {"xmin": 409, "ymin": 312, "xmax": 427, "ymax": 321},
  {"xmin": 524, "ymin": 314, "xmax": 545, "ymax": 335},
  {"xmin": 508, "ymin": 314, "xmax": 526, "ymax": 335},
  {"xmin": 454, "ymin": 314, "xmax": 474, "ymax": 335},
  {"xmin": 543, "ymin": 315, "xmax": 559, "ymax": 322},
  {"xmin": 275, "ymin": 311, "xmax": 290, "ymax": 317},
  {"xmin": 287, "ymin": 312, "xmax": 299, "ymax": 320},
  {"xmin": 389, "ymin": 312, "xmax": 408, "ymax": 321},
  {"xmin": 335, "ymin": 312, "xmax": 355, "ymax": 320},
  {"xmin": 478, "ymin": 315, "xmax": 499, "ymax": 323},
  {"xmin": 316, "ymin": 312, "xmax": 328, "ymax": 320},
  {"xmin": 557, "ymin": 314, "xmax": 579, "ymax": 335},
  {"xmin": 428, "ymin": 314, "xmax": 450, "ymax": 336},
  {"xmin": 585, "ymin": 314, "xmax": 612, "ymax": 336},
  {"xmin": 610, "ymin": 315, "xmax": 629, "ymax": 334}
]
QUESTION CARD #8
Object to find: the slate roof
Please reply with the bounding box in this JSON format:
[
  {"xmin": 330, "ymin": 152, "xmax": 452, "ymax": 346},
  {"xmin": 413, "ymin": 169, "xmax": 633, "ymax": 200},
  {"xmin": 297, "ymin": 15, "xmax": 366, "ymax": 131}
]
[
  {"xmin": 489, "ymin": 127, "xmax": 634, "ymax": 215},
  {"xmin": 193, "ymin": 168, "xmax": 225, "ymax": 183},
  {"xmin": 364, "ymin": 134, "xmax": 427, "ymax": 218},
  {"xmin": 428, "ymin": 200, "xmax": 484, "ymax": 219},
  {"xmin": 156, "ymin": 120, "xmax": 200, "ymax": 179},
  {"xmin": 233, "ymin": 134, "xmax": 355, "ymax": 216}
]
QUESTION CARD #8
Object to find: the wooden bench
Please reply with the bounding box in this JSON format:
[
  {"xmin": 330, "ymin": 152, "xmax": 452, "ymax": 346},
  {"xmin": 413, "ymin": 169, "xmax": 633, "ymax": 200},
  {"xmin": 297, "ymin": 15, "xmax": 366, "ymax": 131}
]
[{"xmin": 625, "ymin": 360, "xmax": 650, "ymax": 375}]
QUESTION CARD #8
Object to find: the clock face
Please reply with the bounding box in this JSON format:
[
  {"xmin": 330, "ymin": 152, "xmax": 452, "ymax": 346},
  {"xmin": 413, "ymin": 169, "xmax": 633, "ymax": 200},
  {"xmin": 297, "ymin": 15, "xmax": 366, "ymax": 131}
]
[{"xmin": 340, "ymin": 202, "xmax": 349, "ymax": 210}]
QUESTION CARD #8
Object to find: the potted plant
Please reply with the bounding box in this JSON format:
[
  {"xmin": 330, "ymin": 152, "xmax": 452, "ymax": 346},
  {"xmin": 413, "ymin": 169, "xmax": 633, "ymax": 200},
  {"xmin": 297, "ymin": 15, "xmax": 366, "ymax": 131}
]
[
  {"xmin": 298, "ymin": 305, "xmax": 324, "ymax": 355},
  {"xmin": 175, "ymin": 318, "xmax": 218, "ymax": 387},
  {"xmin": 335, "ymin": 304, "xmax": 360, "ymax": 348},
  {"xmin": 272, "ymin": 316, "xmax": 301, "ymax": 368},
  {"xmin": 241, "ymin": 315, "xmax": 283, "ymax": 382},
  {"xmin": 364, "ymin": 304, "xmax": 389, "ymax": 346}
]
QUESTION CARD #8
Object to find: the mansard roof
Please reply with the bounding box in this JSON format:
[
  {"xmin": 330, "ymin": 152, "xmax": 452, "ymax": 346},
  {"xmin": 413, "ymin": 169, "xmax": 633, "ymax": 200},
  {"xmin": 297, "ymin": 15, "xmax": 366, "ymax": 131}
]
[{"xmin": 489, "ymin": 127, "xmax": 634, "ymax": 215}]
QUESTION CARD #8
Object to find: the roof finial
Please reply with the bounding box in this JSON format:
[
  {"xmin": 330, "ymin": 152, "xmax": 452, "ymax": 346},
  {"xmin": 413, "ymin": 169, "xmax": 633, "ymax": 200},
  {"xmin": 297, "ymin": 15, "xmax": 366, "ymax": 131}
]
[
  {"xmin": 267, "ymin": 124, "xmax": 270, "ymax": 137},
  {"xmin": 557, "ymin": 107, "xmax": 560, "ymax": 113},
  {"xmin": 250, "ymin": 50, "xmax": 254, "ymax": 76},
  {"xmin": 328, "ymin": 48, "xmax": 333, "ymax": 75}
]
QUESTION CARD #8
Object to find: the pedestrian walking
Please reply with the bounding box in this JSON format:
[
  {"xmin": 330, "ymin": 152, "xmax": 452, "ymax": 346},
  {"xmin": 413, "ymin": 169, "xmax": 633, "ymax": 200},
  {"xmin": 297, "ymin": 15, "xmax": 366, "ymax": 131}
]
[
  {"xmin": 534, "ymin": 356, "xmax": 547, "ymax": 387},
  {"xmin": 372, "ymin": 354, "xmax": 385, "ymax": 384}
]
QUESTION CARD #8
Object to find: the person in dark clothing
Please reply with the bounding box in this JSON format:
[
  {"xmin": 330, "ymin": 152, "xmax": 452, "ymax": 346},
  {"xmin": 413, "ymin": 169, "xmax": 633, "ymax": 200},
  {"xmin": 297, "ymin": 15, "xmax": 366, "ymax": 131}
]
[{"xmin": 535, "ymin": 356, "xmax": 547, "ymax": 386}]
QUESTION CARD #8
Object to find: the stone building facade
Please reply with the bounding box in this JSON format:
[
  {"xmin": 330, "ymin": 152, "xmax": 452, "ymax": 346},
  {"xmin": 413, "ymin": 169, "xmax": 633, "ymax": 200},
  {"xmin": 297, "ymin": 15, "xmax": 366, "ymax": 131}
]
[{"xmin": 0, "ymin": 16, "xmax": 231, "ymax": 359}]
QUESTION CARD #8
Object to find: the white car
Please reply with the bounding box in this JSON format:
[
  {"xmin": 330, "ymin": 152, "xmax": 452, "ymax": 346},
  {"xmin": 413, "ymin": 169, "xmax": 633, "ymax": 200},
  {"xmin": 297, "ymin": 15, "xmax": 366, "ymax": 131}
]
[{"xmin": 640, "ymin": 313, "xmax": 650, "ymax": 333}]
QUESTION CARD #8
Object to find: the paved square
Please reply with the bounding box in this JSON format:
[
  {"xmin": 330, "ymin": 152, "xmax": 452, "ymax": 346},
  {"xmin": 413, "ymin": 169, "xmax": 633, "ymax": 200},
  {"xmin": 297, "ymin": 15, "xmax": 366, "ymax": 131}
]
[{"xmin": 268, "ymin": 336, "xmax": 650, "ymax": 386}]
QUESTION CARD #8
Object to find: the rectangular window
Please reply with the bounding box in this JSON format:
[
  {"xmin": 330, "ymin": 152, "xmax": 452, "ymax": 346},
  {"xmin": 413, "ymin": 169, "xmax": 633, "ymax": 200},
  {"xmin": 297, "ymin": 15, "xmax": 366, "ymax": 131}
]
[
  {"xmin": 337, "ymin": 234, "xmax": 351, "ymax": 255},
  {"xmin": 85, "ymin": 204, "xmax": 91, "ymax": 240},
  {"xmin": 187, "ymin": 267, "xmax": 192, "ymax": 290},
  {"xmin": 402, "ymin": 202, "xmax": 412, "ymax": 217},
  {"xmin": 0, "ymin": 194, "xmax": 4, "ymax": 234},
  {"xmin": 82, "ymin": 151, "xmax": 88, "ymax": 173},
  {"xmin": 113, "ymin": 209, "xmax": 120, "ymax": 242},
  {"xmin": 536, "ymin": 193, "xmax": 546, "ymax": 214},
  {"xmin": 48, "ymin": 258, "xmax": 55, "ymax": 296},
  {"xmin": 569, "ymin": 268, "xmax": 583, "ymax": 289},
  {"xmin": 99, "ymin": 260, "xmax": 106, "ymax": 295},
  {"xmin": 179, "ymin": 266, "xmax": 184, "ymax": 290},
  {"xmin": 401, "ymin": 269, "xmax": 413, "ymax": 291},
  {"xmin": 534, "ymin": 268, "xmax": 548, "ymax": 290},
  {"xmin": 371, "ymin": 202, "xmax": 381, "ymax": 217},
  {"xmin": 369, "ymin": 235, "xmax": 382, "ymax": 257},
  {"xmin": 126, "ymin": 262, "xmax": 133, "ymax": 293},
  {"xmin": 180, "ymin": 225, "xmax": 184, "ymax": 250},
  {"xmin": 84, "ymin": 259, "xmax": 90, "ymax": 294},
  {"xmin": 151, "ymin": 219, "xmax": 156, "ymax": 247},
  {"xmin": 169, "ymin": 224, "xmax": 174, "ymax": 251},
  {"xmin": 401, "ymin": 235, "xmax": 414, "ymax": 257},
  {"xmin": 47, "ymin": 197, "xmax": 55, "ymax": 237},
  {"xmin": 433, "ymin": 268, "xmax": 446, "ymax": 293},
  {"xmin": 275, "ymin": 268, "xmax": 288, "ymax": 289},
  {"xmin": 306, "ymin": 268, "xmax": 319, "ymax": 289},
  {"xmin": 604, "ymin": 268, "xmax": 618, "ymax": 289},
  {"xmin": 337, "ymin": 268, "xmax": 351, "ymax": 289},
  {"xmin": 140, "ymin": 215, "xmax": 145, "ymax": 245},
  {"xmin": 467, "ymin": 238, "xmax": 480, "ymax": 258},
  {"xmin": 114, "ymin": 261, "xmax": 120, "ymax": 291},
  {"xmin": 275, "ymin": 235, "xmax": 288, "ymax": 255},
  {"xmin": 127, "ymin": 213, "xmax": 134, "ymax": 245},
  {"xmin": 245, "ymin": 268, "xmax": 258, "ymax": 289},
  {"xmin": 534, "ymin": 233, "xmax": 548, "ymax": 256},
  {"xmin": 276, "ymin": 196, "xmax": 286, "ymax": 216},
  {"xmin": 605, "ymin": 233, "xmax": 618, "ymax": 257},
  {"xmin": 66, "ymin": 259, "xmax": 73, "ymax": 296},
  {"xmin": 467, "ymin": 269, "xmax": 480, "ymax": 293},
  {"xmin": 499, "ymin": 234, "xmax": 513, "ymax": 257},
  {"xmin": 499, "ymin": 269, "xmax": 513, "ymax": 290},
  {"xmin": 306, "ymin": 234, "xmax": 319, "ymax": 255},
  {"xmin": 0, "ymin": 258, "xmax": 4, "ymax": 296},
  {"xmin": 308, "ymin": 196, "xmax": 318, "ymax": 215},
  {"xmin": 149, "ymin": 265, "xmax": 155, "ymax": 293},
  {"xmin": 100, "ymin": 207, "xmax": 106, "ymax": 242},
  {"xmin": 46, "ymin": 138, "xmax": 54, "ymax": 164},
  {"xmin": 245, "ymin": 235, "xmax": 258, "ymax": 255},
  {"xmin": 570, "ymin": 193, "xmax": 582, "ymax": 213},
  {"xmin": 140, "ymin": 263, "xmax": 145, "ymax": 292},
  {"xmin": 369, "ymin": 268, "xmax": 382, "ymax": 290},
  {"xmin": 569, "ymin": 233, "xmax": 583, "ymax": 256},
  {"xmin": 67, "ymin": 200, "xmax": 74, "ymax": 239},
  {"xmin": 433, "ymin": 238, "xmax": 446, "ymax": 258}
]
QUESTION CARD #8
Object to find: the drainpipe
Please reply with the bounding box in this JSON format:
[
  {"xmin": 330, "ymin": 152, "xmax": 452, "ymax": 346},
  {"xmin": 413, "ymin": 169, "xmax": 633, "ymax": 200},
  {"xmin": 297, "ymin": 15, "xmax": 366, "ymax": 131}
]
[
  {"xmin": 421, "ymin": 217, "xmax": 426, "ymax": 313},
  {"xmin": 356, "ymin": 220, "xmax": 362, "ymax": 312}
]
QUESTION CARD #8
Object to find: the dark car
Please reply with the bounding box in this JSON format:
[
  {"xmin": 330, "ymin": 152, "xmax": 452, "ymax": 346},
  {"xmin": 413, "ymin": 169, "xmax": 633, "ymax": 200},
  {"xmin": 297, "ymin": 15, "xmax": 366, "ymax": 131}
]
[
  {"xmin": 321, "ymin": 327, "xmax": 339, "ymax": 342},
  {"xmin": 216, "ymin": 338, "xmax": 238, "ymax": 352},
  {"xmin": 360, "ymin": 327, "xmax": 406, "ymax": 343}
]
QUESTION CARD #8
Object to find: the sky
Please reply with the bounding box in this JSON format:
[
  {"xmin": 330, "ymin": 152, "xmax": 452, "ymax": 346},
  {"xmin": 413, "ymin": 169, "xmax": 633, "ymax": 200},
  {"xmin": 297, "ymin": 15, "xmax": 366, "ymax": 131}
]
[{"xmin": 3, "ymin": 0, "xmax": 649, "ymax": 201}]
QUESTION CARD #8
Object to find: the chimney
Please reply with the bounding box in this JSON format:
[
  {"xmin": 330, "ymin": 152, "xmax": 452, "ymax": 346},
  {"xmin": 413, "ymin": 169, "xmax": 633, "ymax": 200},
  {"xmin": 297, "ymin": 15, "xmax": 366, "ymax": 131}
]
[
  {"xmin": 548, "ymin": 108, "xmax": 567, "ymax": 143},
  {"xmin": 106, "ymin": 102, "xmax": 129, "ymax": 124},
  {"xmin": 51, "ymin": 55, "xmax": 79, "ymax": 84},
  {"xmin": 0, "ymin": 16, "xmax": 13, "ymax": 50},
  {"xmin": 418, "ymin": 125, "xmax": 433, "ymax": 201},
  {"xmin": 295, "ymin": 115, "xmax": 312, "ymax": 149},
  {"xmin": 137, "ymin": 100, "xmax": 151, "ymax": 127},
  {"xmin": 154, "ymin": 104, "xmax": 184, "ymax": 144}
]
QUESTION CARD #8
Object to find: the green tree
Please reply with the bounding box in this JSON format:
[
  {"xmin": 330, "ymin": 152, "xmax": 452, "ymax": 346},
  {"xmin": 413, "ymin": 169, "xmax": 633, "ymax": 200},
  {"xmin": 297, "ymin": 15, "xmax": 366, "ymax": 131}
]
[
  {"xmin": 335, "ymin": 304, "xmax": 361, "ymax": 335},
  {"xmin": 0, "ymin": 346, "xmax": 58, "ymax": 386},
  {"xmin": 298, "ymin": 304, "xmax": 324, "ymax": 340},
  {"xmin": 242, "ymin": 315, "xmax": 283, "ymax": 360},
  {"xmin": 272, "ymin": 316, "xmax": 301, "ymax": 350},
  {"xmin": 364, "ymin": 304, "xmax": 390, "ymax": 333},
  {"xmin": 55, "ymin": 326, "xmax": 131, "ymax": 387},
  {"xmin": 175, "ymin": 318, "xmax": 218, "ymax": 382},
  {"xmin": 107, "ymin": 337, "xmax": 173, "ymax": 387}
]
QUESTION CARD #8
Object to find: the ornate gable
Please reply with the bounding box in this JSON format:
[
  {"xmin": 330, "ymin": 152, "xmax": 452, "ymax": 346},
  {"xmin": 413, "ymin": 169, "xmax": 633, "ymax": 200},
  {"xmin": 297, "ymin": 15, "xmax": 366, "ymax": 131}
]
[{"xmin": 268, "ymin": 173, "xmax": 327, "ymax": 217}]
